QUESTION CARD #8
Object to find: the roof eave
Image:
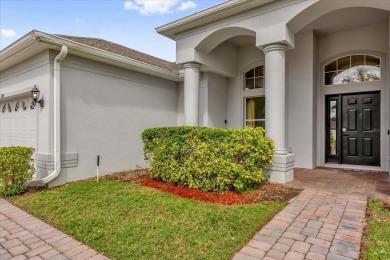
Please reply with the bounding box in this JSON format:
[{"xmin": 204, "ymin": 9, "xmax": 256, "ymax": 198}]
[
  {"xmin": 156, "ymin": 0, "xmax": 276, "ymax": 39},
  {"xmin": 0, "ymin": 30, "xmax": 39, "ymax": 63},
  {"xmin": 1, "ymin": 31, "xmax": 181, "ymax": 82}
]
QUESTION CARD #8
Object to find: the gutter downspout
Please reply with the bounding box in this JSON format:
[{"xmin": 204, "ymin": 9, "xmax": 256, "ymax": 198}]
[
  {"xmin": 29, "ymin": 46, "xmax": 68, "ymax": 186},
  {"xmin": 42, "ymin": 45, "xmax": 68, "ymax": 184}
]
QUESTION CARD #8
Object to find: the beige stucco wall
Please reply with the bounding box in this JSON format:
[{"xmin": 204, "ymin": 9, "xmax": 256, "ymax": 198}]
[
  {"xmin": 50, "ymin": 55, "xmax": 180, "ymax": 185},
  {"xmin": 286, "ymin": 30, "xmax": 317, "ymax": 168}
]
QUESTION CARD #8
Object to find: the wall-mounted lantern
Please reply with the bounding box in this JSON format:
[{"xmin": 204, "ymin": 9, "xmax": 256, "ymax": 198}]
[{"xmin": 31, "ymin": 85, "xmax": 44, "ymax": 108}]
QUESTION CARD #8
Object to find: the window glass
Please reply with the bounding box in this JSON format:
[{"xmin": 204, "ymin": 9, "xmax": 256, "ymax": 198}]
[
  {"xmin": 245, "ymin": 97, "xmax": 265, "ymax": 128},
  {"xmin": 325, "ymin": 72, "xmax": 338, "ymax": 86},
  {"xmin": 324, "ymin": 55, "xmax": 381, "ymax": 86},
  {"xmin": 244, "ymin": 65, "xmax": 264, "ymax": 90},
  {"xmin": 245, "ymin": 69, "xmax": 255, "ymax": 78},
  {"xmin": 365, "ymin": 56, "xmax": 380, "ymax": 67},
  {"xmin": 351, "ymin": 55, "xmax": 364, "ymax": 67},
  {"xmin": 255, "ymin": 66, "xmax": 264, "ymax": 77},
  {"xmin": 324, "ymin": 61, "xmax": 337, "ymax": 72},
  {"xmin": 254, "ymin": 78, "xmax": 264, "ymax": 89},
  {"xmin": 245, "ymin": 78, "xmax": 255, "ymax": 90},
  {"xmin": 329, "ymin": 100, "xmax": 337, "ymax": 156},
  {"xmin": 337, "ymin": 56, "xmax": 350, "ymax": 71}
]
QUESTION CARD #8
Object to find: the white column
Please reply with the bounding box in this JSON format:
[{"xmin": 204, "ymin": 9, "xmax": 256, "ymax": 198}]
[
  {"xmin": 183, "ymin": 62, "xmax": 201, "ymax": 126},
  {"xmin": 264, "ymin": 44, "xmax": 288, "ymax": 155},
  {"xmin": 263, "ymin": 43, "xmax": 294, "ymax": 184}
]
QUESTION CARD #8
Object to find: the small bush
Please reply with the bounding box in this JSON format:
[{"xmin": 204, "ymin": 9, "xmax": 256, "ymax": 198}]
[
  {"xmin": 0, "ymin": 146, "xmax": 35, "ymax": 196},
  {"xmin": 142, "ymin": 127, "xmax": 275, "ymax": 193}
]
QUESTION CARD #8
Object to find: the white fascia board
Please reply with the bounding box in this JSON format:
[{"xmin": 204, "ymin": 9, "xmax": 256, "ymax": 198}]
[
  {"xmin": 0, "ymin": 31, "xmax": 38, "ymax": 64},
  {"xmin": 156, "ymin": 0, "xmax": 276, "ymax": 39}
]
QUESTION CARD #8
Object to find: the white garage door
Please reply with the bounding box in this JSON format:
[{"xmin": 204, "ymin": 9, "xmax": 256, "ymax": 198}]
[{"xmin": 0, "ymin": 97, "xmax": 37, "ymax": 149}]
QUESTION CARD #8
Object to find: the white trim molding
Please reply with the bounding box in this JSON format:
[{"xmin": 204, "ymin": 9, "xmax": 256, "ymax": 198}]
[{"xmin": 0, "ymin": 87, "xmax": 33, "ymax": 102}]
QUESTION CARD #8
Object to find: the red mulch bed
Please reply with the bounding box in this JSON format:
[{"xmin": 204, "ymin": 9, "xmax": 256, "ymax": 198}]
[
  {"xmin": 138, "ymin": 178, "xmax": 301, "ymax": 205},
  {"xmin": 139, "ymin": 178, "xmax": 245, "ymax": 205}
]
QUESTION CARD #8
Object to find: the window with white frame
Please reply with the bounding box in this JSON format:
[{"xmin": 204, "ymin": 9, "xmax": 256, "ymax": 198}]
[
  {"xmin": 324, "ymin": 55, "xmax": 381, "ymax": 86},
  {"xmin": 244, "ymin": 96, "xmax": 265, "ymax": 128},
  {"xmin": 244, "ymin": 65, "xmax": 264, "ymax": 90}
]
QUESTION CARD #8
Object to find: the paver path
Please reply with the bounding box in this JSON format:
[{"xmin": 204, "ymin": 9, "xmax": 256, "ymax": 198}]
[
  {"xmin": 287, "ymin": 168, "xmax": 389, "ymax": 201},
  {"xmin": 233, "ymin": 190, "xmax": 367, "ymax": 260},
  {"xmin": 0, "ymin": 199, "xmax": 109, "ymax": 260}
]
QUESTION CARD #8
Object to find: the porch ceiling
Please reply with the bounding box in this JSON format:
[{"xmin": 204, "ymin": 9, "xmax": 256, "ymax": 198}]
[{"xmin": 300, "ymin": 7, "xmax": 389, "ymax": 36}]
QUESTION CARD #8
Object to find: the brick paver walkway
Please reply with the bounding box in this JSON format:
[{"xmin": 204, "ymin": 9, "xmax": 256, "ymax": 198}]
[
  {"xmin": 0, "ymin": 199, "xmax": 109, "ymax": 260},
  {"xmin": 233, "ymin": 190, "xmax": 367, "ymax": 260},
  {"xmin": 287, "ymin": 168, "xmax": 389, "ymax": 200}
]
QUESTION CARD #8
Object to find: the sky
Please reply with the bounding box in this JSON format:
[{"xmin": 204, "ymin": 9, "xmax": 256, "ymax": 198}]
[{"xmin": 0, "ymin": 0, "xmax": 224, "ymax": 61}]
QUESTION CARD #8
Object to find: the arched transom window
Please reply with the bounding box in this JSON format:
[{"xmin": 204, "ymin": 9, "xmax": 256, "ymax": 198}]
[
  {"xmin": 324, "ymin": 55, "xmax": 380, "ymax": 86},
  {"xmin": 244, "ymin": 65, "xmax": 264, "ymax": 90}
]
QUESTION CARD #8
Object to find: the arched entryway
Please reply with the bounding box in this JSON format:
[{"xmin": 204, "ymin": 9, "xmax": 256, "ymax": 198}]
[{"xmin": 288, "ymin": 4, "xmax": 389, "ymax": 171}]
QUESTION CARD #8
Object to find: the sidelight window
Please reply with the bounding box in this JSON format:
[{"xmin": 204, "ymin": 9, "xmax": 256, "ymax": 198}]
[
  {"xmin": 326, "ymin": 96, "xmax": 340, "ymax": 164},
  {"xmin": 328, "ymin": 100, "xmax": 337, "ymax": 156},
  {"xmin": 324, "ymin": 55, "xmax": 381, "ymax": 86}
]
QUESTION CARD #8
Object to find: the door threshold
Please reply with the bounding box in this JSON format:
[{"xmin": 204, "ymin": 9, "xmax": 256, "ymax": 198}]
[{"xmin": 323, "ymin": 163, "xmax": 382, "ymax": 172}]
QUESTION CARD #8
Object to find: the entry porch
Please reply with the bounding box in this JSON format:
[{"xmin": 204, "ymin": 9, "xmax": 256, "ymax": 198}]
[
  {"xmin": 167, "ymin": 1, "xmax": 390, "ymax": 183},
  {"xmin": 286, "ymin": 168, "xmax": 390, "ymax": 201}
]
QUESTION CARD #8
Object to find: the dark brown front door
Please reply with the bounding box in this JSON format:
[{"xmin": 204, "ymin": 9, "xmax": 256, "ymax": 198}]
[{"xmin": 326, "ymin": 92, "xmax": 380, "ymax": 166}]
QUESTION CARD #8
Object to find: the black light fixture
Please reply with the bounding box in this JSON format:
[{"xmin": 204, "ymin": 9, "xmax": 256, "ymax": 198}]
[{"xmin": 31, "ymin": 85, "xmax": 44, "ymax": 108}]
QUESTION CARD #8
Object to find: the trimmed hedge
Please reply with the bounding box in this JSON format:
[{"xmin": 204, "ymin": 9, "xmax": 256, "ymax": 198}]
[
  {"xmin": 0, "ymin": 146, "xmax": 35, "ymax": 196},
  {"xmin": 142, "ymin": 127, "xmax": 275, "ymax": 193}
]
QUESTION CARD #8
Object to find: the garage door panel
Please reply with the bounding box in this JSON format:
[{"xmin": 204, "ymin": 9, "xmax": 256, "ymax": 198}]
[{"xmin": 0, "ymin": 98, "xmax": 37, "ymax": 149}]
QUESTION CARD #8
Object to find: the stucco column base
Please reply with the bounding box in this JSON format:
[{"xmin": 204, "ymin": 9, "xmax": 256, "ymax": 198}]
[{"xmin": 265, "ymin": 153, "xmax": 295, "ymax": 183}]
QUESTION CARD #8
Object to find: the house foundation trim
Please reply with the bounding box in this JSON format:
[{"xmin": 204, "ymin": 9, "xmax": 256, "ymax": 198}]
[{"xmin": 266, "ymin": 154, "xmax": 295, "ymax": 183}]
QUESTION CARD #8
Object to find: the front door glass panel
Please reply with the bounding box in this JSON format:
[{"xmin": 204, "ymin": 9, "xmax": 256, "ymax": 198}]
[{"xmin": 329, "ymin": 100, "xmax": 337, "ymax": 156}]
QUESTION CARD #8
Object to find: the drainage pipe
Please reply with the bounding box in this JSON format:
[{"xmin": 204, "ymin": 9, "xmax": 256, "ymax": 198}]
[{"xmin": 41, "ymin": 45, "xmax": 68, "ymax": 184}]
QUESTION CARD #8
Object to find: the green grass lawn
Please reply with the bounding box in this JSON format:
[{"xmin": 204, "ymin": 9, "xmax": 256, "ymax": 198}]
[
  {"xmin": 360, "ymin": 198, "xmax": 390, "ymax": 260},
  {"xmin": 10, "ymin": 180, "xmax": 285, "ymax": 260}
]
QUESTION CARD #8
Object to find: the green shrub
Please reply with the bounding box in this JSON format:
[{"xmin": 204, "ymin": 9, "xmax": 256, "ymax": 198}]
[
  {"xmin": 0, "ymin": 146, "xmax": 35, "ymax": 196},
  {"xmin": 142, "ymin": 127, "xmax": 275, "ymax": 193}
]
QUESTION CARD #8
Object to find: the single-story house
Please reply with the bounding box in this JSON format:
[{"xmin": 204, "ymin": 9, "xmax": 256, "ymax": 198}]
[{"xmin": 0, "ymin": 0, "xmax": 389, "ymax": 186}]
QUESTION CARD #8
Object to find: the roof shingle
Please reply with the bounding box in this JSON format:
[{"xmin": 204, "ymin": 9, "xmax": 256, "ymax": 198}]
[{"xmin": 55, "ymin": 34, "xmax": 180, "ymax": 71}]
